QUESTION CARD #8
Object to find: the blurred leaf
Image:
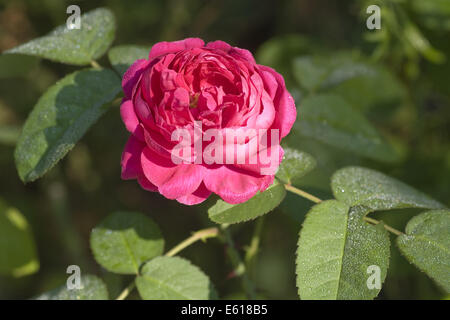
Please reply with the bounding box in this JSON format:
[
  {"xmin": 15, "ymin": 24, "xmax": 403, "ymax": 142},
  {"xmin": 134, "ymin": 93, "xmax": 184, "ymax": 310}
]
[
  {"xmin": 14, "ymin": 68, "xmax": 121, "ymax": 182},
  {"xmin": 108, "ymin": 45, "xmax": 151, "ymax": 75},
  {"xmin": 136, "ymin": 256, "xmax": 214, "ymax": 300},
  {"xmin": 327, "ymin": 65, "xmax": 406, "ymax": 112},
  {"xmin": 294, "ymin": 94, "xmax": 399, "ymax": 162},
  {"xmin": 0, "ymin": 54, "xmax": 38, "ymax": 78},
  {"xmin": 276, "ymin": 147, "xmax": 316, "ymax": 184},
  {"xmin": 293, "ymin": 55, "xmax": 375, "ymax": 92},
  {"xmin": 397, "ymin": 210, "xmax": 450, "ymax": 292},
  {"xmin": 256, "ymin": 34, "xmax": 320, "ymax": 86},
  {"xmin": 4, "ymin": 8, "xmax": 115, "ymax": 65},
  {"xmin": 411, "ymin": 0, "xmax": 450, "ymax": 30},
  {"xmin": 296, "ymin": 201, "xmax": 390, "ymax": 299},
  {"xmin": 208, "ymin": 180, "xmax": 286, "ymax": 224},
  {"xmin": 35, "ymin": 275, "xmax": 108, "ymax": 300},
  {"xmin": 0, "ymin": 125, "xmax": 21, "ymax": 146},
  {"xmin": 90, "ymin": 211, "xmax": 164, "ymax": 275},
  {"xmin": 404, "ymin": 23, "xmax": 445, "ymax": 64},
  {"xmin": 331, "ymin": 166, "xmax": 445, "ymax": 211},
  {"xmin": 0, "ymin": 199, "xmax": 39, "ymax": 277}
]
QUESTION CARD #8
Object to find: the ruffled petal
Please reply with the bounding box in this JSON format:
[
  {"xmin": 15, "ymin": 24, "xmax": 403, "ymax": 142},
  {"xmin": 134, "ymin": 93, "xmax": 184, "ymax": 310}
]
[
  {"xmin": 141, "ymin": 147, "xmax": 204, "ymax": 199},
  {"xmin": 149, "ymin": 38, "xmax": 205, "ymax": 61},
  {"xmin": 203, "ymin": 165, "xmax": 268, "ymax": 204},
  {"xmin": 176, "ymin": 183, "xmax": 211, "ymax": 205},
  {"xmin": 122, "ymin": 59, "xmax": 149, "ymax": 99},
  {"xmin": 258, "ymin": 65, "xmax": 297, "ymax": 138},
  {"xmin": 121, "ymin": 135, "xmax": 146, "ymax": 180},
  {"xmin": 120, "ymin": 99, "xmax": 144, "ymax": 141}
]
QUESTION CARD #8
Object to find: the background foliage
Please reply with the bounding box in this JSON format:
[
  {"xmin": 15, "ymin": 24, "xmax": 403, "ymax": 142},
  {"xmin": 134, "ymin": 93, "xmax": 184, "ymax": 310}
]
[{"xmin": 0, "ymin": 0, "xmax": 449, "ymax": 299}]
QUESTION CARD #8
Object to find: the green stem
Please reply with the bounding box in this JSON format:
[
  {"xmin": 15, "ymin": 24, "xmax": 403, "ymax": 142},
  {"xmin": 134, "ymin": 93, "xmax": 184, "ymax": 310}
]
[
  {"xmin": 245, "ymin": 216, "xmax": 264, "ymax": 271},
  {"xmin": 284, "ymin": 184, "xmax": 404, "ymax": 236},
  {"xmin": 165, "ymin": 227, "xmax": 219, "ymax": 257},
  {"xmin": 220, "ymin": 225, "xmax": 257, "ymax": 300},
  {"xmin": 116, "ymin": 281, "xmax": 136, "ymax": 300},
  {"xmin": 90, "ymin": 60, "xmax": 101, "ymax": 69},
  {"xmin": 115, "ymin": 227, "xmax": 218, "ymax": 300},
  {"xmin": 363, "ymin": 216, "xmax": 404, "ymax": 236},
  {"xmin": 284, "ymin": 184, "xmax": 322, "ymax": 203}
]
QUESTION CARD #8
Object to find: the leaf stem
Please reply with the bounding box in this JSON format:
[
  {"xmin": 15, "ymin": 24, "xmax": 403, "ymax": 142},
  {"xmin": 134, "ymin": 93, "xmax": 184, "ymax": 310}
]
[
  {"xmin": 284, "ymin": 184, "xmax": 404, "ymax": 236},
  {"xmin": 220, "ymin": 225, "xmax": 257, "ymax": 300},
  {"xmin": 245, "ymin": 216, "xmax": 264, "ymax": 270},
  {"xmin": 165, "ymin": 227, "xmax": 219, "ymax": 257},
  {"xmin": 284, "ymin": 184, "xmax": 322, "ymax": 203},
  {"xmin": 363, "ymin": 216, "xmax": 404, "ymax": 236},
  {"xmin": 115, "ymin": 227, "xmax": 218, "ymax": 300},
  {"xmin": 116, "ymin": 281, "xmax": 136, "ymax": 300},
  {"xmin": 90, "ymin": 60, "xmax": 101, "ymax": 69}
]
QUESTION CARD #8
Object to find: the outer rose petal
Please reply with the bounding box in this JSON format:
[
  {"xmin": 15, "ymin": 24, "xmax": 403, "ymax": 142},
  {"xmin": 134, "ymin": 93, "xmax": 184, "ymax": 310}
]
[
  {"xmin": 121, "ymin": 135, "xmax": 145, "ymax": 180},
  {"xmin": 120, "ymin": 99, "xmax": 144, "ymax": 141},
  {"xmin": 141, "ymin": 147, "xmax": 204, "ymax": 199},
  {"xmin": 207, "ymin": 41, "xmax": 256, "ymax": 64},
  {"xmin": 176, "ymin": 183, "xmax": 212, "ymax": 205},
  {"xmin": 122, "ymin": 59, "xmax": 149, "ymax": 99},
  {"xmin": 203, "ymin": 165, "xmax": 271, "ymax": 204},
  {"xmin": 258, "ymin": 65, "xmax": 297, "ymax": 138},
  {"xmin": 148, "ymin": 38, "xmax": 205, "ymax": 61}
]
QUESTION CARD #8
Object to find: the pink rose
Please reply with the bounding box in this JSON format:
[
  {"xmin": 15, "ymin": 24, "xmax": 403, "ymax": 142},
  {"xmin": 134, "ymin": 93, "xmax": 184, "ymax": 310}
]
[{"xmin": 120, "ymin": 38, "xmax": 296, "ymax": 205}]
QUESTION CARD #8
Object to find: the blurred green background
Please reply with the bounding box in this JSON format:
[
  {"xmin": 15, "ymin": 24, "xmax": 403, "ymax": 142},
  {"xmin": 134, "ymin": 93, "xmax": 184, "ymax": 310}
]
[{"xmin": 0, "ymin": 0, "xmax": 449, "ymax": 299}]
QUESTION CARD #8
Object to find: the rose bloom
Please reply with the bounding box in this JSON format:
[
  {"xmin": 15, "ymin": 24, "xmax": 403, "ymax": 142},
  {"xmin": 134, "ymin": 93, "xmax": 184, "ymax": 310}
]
[{"xmin": 120, "ymin": 38, "xmax": 296, "ymax": 205}]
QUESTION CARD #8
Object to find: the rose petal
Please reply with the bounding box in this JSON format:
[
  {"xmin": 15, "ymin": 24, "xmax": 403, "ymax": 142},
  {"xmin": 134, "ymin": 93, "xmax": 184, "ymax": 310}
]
[
  {"xmin": 121, "ymin": 136, "xmax": 146, "ymax": 180},
  {"xmin": 204, "ymin": 165, "xmax": 268, "ymax": 204},
  {"xmin": 258, "ymin": 65, "xmax": 297, "ymax": 138},
  {"xmin": 176, "ymin": 183, "xmax": 211, "ymax": 205},
  {"xmin": 141, "ymin": 147, "xmax": 204, "ymax": 199},
  {"xmin": 149, "ymin": 38, "xmax": 205, "ymax": 61},
  {"xmin": 122, "ymin": 59, "xmax": 149, "ymax": 99}
]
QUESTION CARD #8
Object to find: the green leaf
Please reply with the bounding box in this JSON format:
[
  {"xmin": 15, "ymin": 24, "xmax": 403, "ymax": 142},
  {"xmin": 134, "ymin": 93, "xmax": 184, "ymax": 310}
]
[
  {"xmin": 14, "ymin": 68, "xmax": 121, "ymax": 182},
  {"xmin": 296, "ymin": 200, "xmax": 390, "ymax": 299},
  {"xmin": 90, "ymin": 211, "xmax": 164, "ymax": 275},
  {"xmin": 108, "ymin": 45, "xmax": 151, "ymax": 75},
  {"xmin": 4, "ymin": 8, "xmax": 115, "ymax": 65},
  {"xmin": 208, "ymin": 179, "xmax": 286, "ymax": 224},
  {"xmin": 397, "ymin": 210, "xmax": 450, "ymax": 292},
  {"xmin": 0, "ymin": 199, "xmax": 39, "ymax": 277},
  {"xmin": 35, "ymin": 275, "xmax": 108, "ymax": 300},
  {"xmin": 331, "ymin": 166, "xmax": 445, "ymax": 211},
  {"xmin": 293, "ymin": 55, "xmax": 376, "ymax": 92},
  {"xmin": 276, "ymin": 147, "xmax": 316, "ymax": 184},
  {"xmin": 136, "ymin": 256, "xmax": 214, "ymax": 300},
  {"xmin": 294, "ymin": 94, "xmax": 399, "ymax": 162}
]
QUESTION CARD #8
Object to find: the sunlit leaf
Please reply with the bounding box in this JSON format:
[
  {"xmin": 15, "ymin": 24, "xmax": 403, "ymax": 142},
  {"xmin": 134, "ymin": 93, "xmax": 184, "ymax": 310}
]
[
  {"xmin": 397, "ymin": 210, "xmax": 450, "ymax": 292},
  {"xmin": 296, "ymin": 201, "xmax": 390, "ymax": 299},
  {"xmin": 276, "ymin": 147, "xmax": 316, "ymax": 184},
  {"xmin": 331, "ymin": 166, "xmax": 445, "ymax": 211},
  {"xmin": 208, "ymin": 180, "xmax": 286, "ymax": 224},
  {"xmin": 108, "ymin": 45, "xmax": 151, "ymax": 75},
  {"xmin": 4, "ymin": 8, "xmax": 115, "ymax": 65},
  {"xmin": 136, "ymin": 256, "xmax": 214, "ymax": 300},
  {"xmin": 14, "ymin": 68, "xmax": 121, "ymax": 182},
  {"xmin": 35, "ymin": 275, "xmax": 108, "ymax": 300},
  {"xmin": 90, "ymin": 211, "xmax": 164, "ymax": 274}
]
